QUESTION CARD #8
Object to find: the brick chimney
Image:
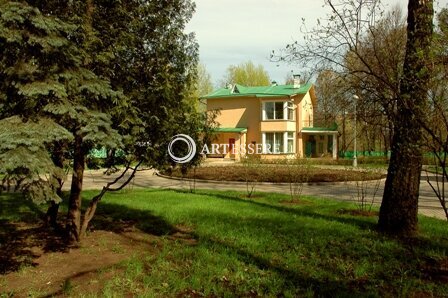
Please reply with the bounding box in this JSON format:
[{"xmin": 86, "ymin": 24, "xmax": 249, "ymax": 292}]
[{"xmin": 293, "ymin": 74, "xmax": 301, "ymax": 88}]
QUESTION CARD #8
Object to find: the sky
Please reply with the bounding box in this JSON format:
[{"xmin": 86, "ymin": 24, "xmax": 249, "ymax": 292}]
[{"xmin": 185, "ymin": 0, "xmax": 447, "ymax": 87}]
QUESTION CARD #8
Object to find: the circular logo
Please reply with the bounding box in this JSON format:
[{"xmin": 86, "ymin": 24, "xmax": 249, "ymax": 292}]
[{"xmin": 168, "ymin": 134, "xmax": 196, "ymax": 163}]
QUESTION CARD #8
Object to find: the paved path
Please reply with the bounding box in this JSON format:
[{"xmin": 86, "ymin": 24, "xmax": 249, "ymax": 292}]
[{"xmin": 64, "ymin": 169, "xmax": 448, "ymax": 220}]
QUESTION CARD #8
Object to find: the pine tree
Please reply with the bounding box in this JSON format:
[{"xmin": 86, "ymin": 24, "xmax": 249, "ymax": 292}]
[
  {"xmin": 0, "ymin": 1, "xmax": 123, "ymax": 241},
  {"xmin": 1, "ymin": 0, "xmax": 201, "ymax": 242}
]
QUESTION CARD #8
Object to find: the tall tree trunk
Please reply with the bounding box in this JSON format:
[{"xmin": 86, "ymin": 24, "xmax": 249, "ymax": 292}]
[
  {"xmin": 104, "ymin": 148, "xmax": 118, "ymax": 175},
  {"xmin": 66, "ymin": 135, "xmax": 85, "ymax": 243},
  {"xmin": 65, "ymin": 0, "xmax": 94, "ymax": 244},
  {"xmin": 80, "ymin": 161, "xmax": 142, "ymax": 237},
  {"xmin": 45, "ymin": 143, "xmax": 65, "ymax": 228},
  {"xmin": 379, "ymin": 0, "xmax": 433, "ymax": 237},
  {"xmin": 342, "ymin": 110, "xmax": 347, "ymax": 154},
  {"xmin": 383, "ymin": 133, "xmax": 387, "ymax": 157},
  {"xmin": 45, "ymin": 201, "xmax": 60, "ymax": 228},
  {"xmin": 385, "ymin": 120, "xmax": 394, "ymax": 158}
]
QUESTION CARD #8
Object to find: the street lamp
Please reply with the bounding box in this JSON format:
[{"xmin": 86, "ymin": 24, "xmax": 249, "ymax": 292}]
[{"xmin": 353, "ymin": 95, "xmax": 359, "ymax": 167}]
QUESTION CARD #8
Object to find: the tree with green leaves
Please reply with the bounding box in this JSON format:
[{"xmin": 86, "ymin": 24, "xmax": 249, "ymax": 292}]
[
  {"xmin": 0, "ymin": 0, "xmax": 124, "ymax": 242},
  {"xmin": 418, "ymin": 8, "xmax": 448, "ymax": 220},
  {"xmin": 195, "ymin": 63, "xmax": 214, "ymax": 97},
  {"xmin": 378, "ymin": 0, "xmax": 434, "ymax": 235},
  {"xmin": 0, "ymin": 0, "xmax": 202, "ymax": 243},
  {"xmin": 194, "ymin": 63, "xmax": 214, "ymax": 112},
  {"xmin": 273, "ymin": 0, "xmax": 434, "ymax": 237},
  {"xmin": 314, "ymin": 70, "xmax": 352, "ymax": 154},
  {"xmin": 220, "ymin": 61, "xmax": 270, "ymax": 87},
  {"xmin": 315, "ymin": 8, "xmax": 404, "ymax": 155}
]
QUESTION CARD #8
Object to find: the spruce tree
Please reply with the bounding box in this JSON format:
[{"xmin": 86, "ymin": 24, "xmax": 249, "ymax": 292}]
[
  {"xmin": 1, "ymin": 0, "xmax": 201, "ymax": 242},
  {"xmin": 0, "ymin": 1, "xmax": 123, "ymax": 241}
]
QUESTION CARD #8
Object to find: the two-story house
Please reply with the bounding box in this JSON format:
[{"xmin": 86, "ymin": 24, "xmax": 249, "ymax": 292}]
[{"xmin": 202, "ymin": 78, "xmax": 338, "ymax": 160}]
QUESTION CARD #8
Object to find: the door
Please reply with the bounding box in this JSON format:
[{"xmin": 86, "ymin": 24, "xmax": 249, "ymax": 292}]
[
  {"xmin": 229, "ymin": 138, "xmax": 236, "ymax": 159},
  {"xmin": 305, "ymin": 135, "xmax": 316, "ymax": 157}
]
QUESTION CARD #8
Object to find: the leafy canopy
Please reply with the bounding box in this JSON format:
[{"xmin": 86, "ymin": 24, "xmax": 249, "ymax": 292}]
[{"xmin": 220, "ymin": 61, "xmax": 270, "ymax": 87}]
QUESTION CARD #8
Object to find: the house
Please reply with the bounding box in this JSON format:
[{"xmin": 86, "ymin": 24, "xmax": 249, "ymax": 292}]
[{"xmin": 201, "ymin": 78, "xmax": 338, "ymax": 160}]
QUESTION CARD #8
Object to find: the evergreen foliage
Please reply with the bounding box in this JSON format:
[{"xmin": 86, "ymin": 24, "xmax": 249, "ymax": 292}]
[
  {"xmin": 0, "ymin": 0, "xmax": 201, "ymax": 241},
  {"xmin": 0, "ymin": 116, "xmax": 72, "ymax": 203}
]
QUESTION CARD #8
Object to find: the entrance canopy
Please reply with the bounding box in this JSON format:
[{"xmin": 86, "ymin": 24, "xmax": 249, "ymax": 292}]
[
  {"xmin": 301, "ymin": 126, "xmax": 338, "ymax": 134},
  {"xmin": 212, "ymin": 127, "xmax": 247, "ymax": 133},
  {"xmin": 208, "ymin": 127, "xmax": 247, "ymax": 160},
  {"xmin": 301, "ymin": 126, "xmax": 338, "ymax": 159}
]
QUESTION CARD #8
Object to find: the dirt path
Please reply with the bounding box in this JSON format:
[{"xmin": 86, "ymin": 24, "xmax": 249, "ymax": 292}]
[{"xmin": 0, "ymin": 221, "xmax": 195, "ymax": 297}]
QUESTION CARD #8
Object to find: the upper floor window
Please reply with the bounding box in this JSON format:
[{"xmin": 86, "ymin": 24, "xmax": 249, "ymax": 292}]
[{"xmin": 262, "ymin": 101, "xmax": 294, "ymax": 120}]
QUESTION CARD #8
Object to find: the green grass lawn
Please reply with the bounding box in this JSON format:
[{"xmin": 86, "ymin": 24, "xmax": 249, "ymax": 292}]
[{"xmin": 1, "ymin": 189, "xmax": 448, "ymax": 297}]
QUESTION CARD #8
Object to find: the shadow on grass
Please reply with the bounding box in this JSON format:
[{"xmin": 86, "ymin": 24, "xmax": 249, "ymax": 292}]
[
  {"xmin": 189, "ymin": 206, "xmax": 446, "ymax": 296},
  {"xmin": 0, "ymin": 191, "xmax": 178, "ymax": 275},
  {"xmin": 195, "ymin": 190, "xmax": 448, "ymax": 245},
  {"xmin": 176, "ymin": 189, "xmax": 378, "ymax": 231},
  {"xmin": 202, "ymin": 235, "xmax": 373, "ymax": 296},
  {"xmin": 90, "ymin": 199, "xmax": 175, "ymax": 236},
  {"xmin": 181, "ymin": 190, "xmax": 447, "ymax": 295},
  {"xmin": 0, "ymin": 193, "xmax": 68, "ymax": 274},
  {"xmin": 0, "ymin": 192, "xmax": 44, "ymax": 223},
  {"xmin": 40, "ymin": 268, "xmax": 102, "ymax": 298}
]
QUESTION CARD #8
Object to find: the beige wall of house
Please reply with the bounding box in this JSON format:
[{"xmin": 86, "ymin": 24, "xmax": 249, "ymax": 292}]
[
  {"xmin": 207, "ymin": 96, "xmax": 261, "ymax": 145},
  {"xmin": 205, "ymin": 86, "xmax": 335, "ymax": 160},
  {"xmin": 259, "ymin": 121, "xmax": 296, "ymax": 132}
]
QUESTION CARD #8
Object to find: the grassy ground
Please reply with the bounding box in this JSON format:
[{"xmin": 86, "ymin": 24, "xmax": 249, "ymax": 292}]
[
  {"xmin": 166, "ymin": 165, "xmax": 385, "ymax": 183},
  {"xmin": 1, "ymin": 189, "xmax": 447, "ymax": 297}
]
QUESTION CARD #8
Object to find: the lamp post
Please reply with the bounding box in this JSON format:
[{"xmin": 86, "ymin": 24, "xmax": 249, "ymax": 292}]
[{"xmin": 353, "ymin": 95, "xmax": 359, "ymax": 167}]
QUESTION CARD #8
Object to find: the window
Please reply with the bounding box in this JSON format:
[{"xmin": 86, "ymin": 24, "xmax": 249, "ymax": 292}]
[
  {"xmin": 287, "ymin": 132, "xmax": 294, "ymax": 153},
  {"xmin": 264, "ymin": 102, "xmax": 274, "ymax": 119},
  {"xmin": 274, "ymin": 132, "xmax": 283, "ymax": 153},
  {"xmin": 265, "ymin": 133, "xmax": 274, "ymax": 152},
  {"xmin": 274, "ymin": 102, "xmax": 284, "ymax": 119},
  {"xmin": 264, "ymin": 132, "xmax": 283, "ymax": 153},
  {"xmin": 287, "ymin": 102, "xmax": 294, "ymax": 120},
  {"xmin": 262, "ymin": 132, "xmax": 295, "ymax": 154},
  {"xmin": 263, "ymin": 101, "xmax": 294, "ymax": 120}
]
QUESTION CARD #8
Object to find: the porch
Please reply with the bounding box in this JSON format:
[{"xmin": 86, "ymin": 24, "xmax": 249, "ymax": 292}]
[
  {"xmin": 300, "ymin": 127, "xmax": 338, "ymax": 159},
  {"xmin": 207, "ymin": 127, "xmax": 247, "ymax": 161}
]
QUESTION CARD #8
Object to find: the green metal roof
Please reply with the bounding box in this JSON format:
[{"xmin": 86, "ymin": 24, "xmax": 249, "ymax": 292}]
[
  {"xmin": 302, "ymin": 126, "xmax": 338, "ymax": 133},
  {"xmin": 201, "ymin": 83, "xmax": 313, "ymax": 99},
  {"xmin": 302, "ymin": 123, "xmax": 338, "ymax": 132},
  {"xmin": 213, "ymin": 127, "xmax": 247, "ymax": 133}
]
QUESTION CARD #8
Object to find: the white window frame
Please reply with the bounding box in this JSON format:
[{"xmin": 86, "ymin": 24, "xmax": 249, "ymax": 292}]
[
  {"xmin": 286, "ymin": 102, "xmax": 294, "ymax": 121},
  {"xmin": 262, "ymin": 132, "xmax": 296, "ymax": 154},
  {"xmin": 262, "ymin": 101, "xmax": 294, "ymax": 121},
  {"xmin": 286, "ymin": 131, "xmax": 295, "ymax": 154}
]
